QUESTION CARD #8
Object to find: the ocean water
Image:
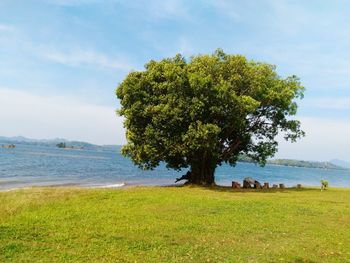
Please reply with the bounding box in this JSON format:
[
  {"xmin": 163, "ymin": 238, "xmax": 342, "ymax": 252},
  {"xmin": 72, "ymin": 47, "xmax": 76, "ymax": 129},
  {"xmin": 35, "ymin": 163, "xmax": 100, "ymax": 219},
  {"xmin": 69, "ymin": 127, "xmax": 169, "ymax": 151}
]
[{"xmin": 1, "ymin": 143, "xmax": 350, "ymax": 191}]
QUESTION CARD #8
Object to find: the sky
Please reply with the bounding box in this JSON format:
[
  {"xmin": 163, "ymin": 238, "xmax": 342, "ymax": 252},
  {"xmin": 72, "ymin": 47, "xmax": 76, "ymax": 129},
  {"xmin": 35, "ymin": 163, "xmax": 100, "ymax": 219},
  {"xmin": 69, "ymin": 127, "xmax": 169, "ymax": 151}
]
[{"xmin": 1, "ymin": 0, "xmax": 350, "ymax": 162}]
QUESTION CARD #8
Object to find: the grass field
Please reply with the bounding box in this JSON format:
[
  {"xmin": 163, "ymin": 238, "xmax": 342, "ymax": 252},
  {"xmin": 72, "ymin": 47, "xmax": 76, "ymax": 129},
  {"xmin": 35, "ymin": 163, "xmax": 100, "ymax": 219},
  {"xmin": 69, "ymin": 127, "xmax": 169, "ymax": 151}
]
[{"xmin": 1, "ymin": 186, "xmax": 350, "ymax": 262}]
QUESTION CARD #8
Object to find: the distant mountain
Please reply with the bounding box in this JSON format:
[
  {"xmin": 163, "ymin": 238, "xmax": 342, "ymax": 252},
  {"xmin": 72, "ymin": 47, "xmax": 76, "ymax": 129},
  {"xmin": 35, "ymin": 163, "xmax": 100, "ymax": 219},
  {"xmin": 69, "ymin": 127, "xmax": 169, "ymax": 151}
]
[
  {"xmin": 0, "ymin": 136, "xmax": 68, "ymax": 143},
  {"xmin": 0, "ymin": 136, "xmax": 125, "ymax": 153},
  {"xmin": 238, "ymin": 155, "xmax": 347, "ymax": 170},
  {"xmin": 0, "ymin": 136, "xmax": 103, "ymax": 151},
  {"xmin": 267, "ymin": 159, "xmax": 346, "ymax": 170},
  {"xmin": 1, "ymin": 136, "xmax": 30, "ymax": 142},
  {"xmin": 330, "ymin": 159, "xmax": 350, "ymax": 169}
]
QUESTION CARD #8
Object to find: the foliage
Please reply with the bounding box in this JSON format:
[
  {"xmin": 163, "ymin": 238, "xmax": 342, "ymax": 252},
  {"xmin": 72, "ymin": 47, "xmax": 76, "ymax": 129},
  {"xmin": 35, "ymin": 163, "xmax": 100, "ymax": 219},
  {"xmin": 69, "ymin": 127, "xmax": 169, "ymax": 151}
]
[
  {"xmin": 0, "ymin": 144, "xmax": 15, "ymax": 149},
  {"xmin": 1, "ymin": 187, "xmax": 350, "ymax": 262},
  {"xmin": 117, "ymin": 49, "xmax": 305, "ymax": 184},
  {"xmin": 321, "ymin": 179, "xmax": 329, "ymax": 190},
  {"xmin": 56, "ymin": 142, "xmax": 66, "ymax": 148}
]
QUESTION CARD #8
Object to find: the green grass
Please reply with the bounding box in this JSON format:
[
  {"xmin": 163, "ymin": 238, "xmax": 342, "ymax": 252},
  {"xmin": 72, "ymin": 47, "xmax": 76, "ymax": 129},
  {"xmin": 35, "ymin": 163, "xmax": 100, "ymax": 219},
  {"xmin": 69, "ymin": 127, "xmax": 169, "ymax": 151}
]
[{"xmin": 1, "ymin": 186, "xmax": 350, "ymax": 262}]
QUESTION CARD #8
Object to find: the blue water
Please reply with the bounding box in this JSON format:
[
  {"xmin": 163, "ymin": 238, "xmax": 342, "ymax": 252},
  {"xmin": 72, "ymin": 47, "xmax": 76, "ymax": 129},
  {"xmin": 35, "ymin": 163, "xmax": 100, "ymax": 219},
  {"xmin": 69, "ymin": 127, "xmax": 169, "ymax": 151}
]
[{"xmin": 1, "ymin": 143, "xmax": 350, "ymax": 190}]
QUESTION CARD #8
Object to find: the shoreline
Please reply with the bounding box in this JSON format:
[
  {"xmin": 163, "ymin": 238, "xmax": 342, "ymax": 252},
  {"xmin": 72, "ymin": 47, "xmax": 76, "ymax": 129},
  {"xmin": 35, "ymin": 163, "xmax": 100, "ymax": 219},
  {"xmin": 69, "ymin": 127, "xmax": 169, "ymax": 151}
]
[
  {"xmin": 1, "ymin": 183, "xmax": 347, "ymax": 193},
  {"xmin": 0, "ymin": 181, "xmax": 182, "ymax": 192}
]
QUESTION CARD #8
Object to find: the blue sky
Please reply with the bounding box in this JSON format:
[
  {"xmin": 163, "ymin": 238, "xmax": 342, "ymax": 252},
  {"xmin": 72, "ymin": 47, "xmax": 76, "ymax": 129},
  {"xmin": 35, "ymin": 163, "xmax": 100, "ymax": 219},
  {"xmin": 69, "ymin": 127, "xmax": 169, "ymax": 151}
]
[{"xmin": 1, "ymin": 0, "xmax": 350, "ymax": 161}]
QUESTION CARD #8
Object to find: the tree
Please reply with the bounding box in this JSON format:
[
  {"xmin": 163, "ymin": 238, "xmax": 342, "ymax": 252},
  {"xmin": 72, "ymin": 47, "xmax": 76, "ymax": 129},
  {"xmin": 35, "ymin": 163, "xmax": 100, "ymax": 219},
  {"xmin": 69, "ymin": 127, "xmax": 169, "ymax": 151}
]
[
  {"xmin": 56, "ymin": 142, "xmax": 66, "ymax": 148},
  {"xmin": 116, "ymin": 49, "xmax": 304, "ymax": 185}
]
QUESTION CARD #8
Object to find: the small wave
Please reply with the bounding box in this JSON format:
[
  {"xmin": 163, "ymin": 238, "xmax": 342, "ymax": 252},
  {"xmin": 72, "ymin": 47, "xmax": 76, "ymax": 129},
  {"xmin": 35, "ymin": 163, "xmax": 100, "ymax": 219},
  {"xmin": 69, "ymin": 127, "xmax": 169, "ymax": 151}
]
[
  {"xmin": 25, "ymin": 151, "xmax": 109, "ymax": 160},
  {"xmin": 0, "ymin": 187, "xmax": 29, "ymax": 192},
  {"xmin": 98, "ymin": 183, "xmax": 126, "ymax": 188}
]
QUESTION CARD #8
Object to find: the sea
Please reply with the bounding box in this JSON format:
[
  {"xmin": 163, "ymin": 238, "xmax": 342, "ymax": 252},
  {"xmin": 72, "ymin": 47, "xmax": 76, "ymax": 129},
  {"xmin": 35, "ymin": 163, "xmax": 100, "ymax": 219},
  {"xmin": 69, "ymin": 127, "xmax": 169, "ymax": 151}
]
[{"xmin": 1, "ymin": 143, "xmax": 350, "ymax": 191}]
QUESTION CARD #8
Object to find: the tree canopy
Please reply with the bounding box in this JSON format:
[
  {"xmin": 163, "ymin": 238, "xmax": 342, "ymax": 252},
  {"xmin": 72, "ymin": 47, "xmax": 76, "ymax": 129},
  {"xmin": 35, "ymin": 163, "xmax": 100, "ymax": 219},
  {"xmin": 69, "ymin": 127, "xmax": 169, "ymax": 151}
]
[{"xmin": 116, "ymin": 49, "xmax": 304, "ymax": 185}]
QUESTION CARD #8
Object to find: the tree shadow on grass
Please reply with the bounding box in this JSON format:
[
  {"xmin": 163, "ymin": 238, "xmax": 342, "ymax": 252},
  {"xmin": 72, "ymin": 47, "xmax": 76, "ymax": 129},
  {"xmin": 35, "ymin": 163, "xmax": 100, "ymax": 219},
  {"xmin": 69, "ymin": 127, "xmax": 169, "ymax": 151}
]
[
  {"xmin": 292, "ymin": 258, "xmax": 316, "ymax": 263},
  {"xmin": 168, "ymin": 184, "xmax": 321, "ymax": 194}
]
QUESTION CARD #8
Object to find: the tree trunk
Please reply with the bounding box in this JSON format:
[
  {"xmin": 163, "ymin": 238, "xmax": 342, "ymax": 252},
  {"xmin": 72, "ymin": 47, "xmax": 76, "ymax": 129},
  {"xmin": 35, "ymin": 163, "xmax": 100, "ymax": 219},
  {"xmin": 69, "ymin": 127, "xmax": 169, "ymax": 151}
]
[{"xmin": 188, "ymin": 158, "xmax": 216, "ymax": 185}]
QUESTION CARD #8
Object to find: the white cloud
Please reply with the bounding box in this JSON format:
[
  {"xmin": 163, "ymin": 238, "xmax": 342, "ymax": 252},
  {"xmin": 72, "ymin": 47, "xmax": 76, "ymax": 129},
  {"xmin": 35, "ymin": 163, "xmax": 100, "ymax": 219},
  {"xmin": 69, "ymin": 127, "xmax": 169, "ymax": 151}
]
[
  {"xmin": 0, "ymin": 26, "xmax": 136, "ymax": 72},
  {"xmin": 139, "ymin": 33, "xmax": 195, "ymax": 58},
  {"xmin": 207, "ymin": 0, "xmax": 318, "ymax": 36},
  {"xmin": 41, "ymin": 48, "xmax": 134, "ymax": 71},
  {"xmin": 47, "ymin": 0, "xmax": 190, "ymax": 20},
  {"xmin": 276, "ymin": 116, "xmax": 350, "ymax": 162},
  {"xmin": 0, "ymin": 88, "xmax": 126, "ymax": 145},
  {"xmin": 43, "ymin": 0, "xmax": 100, "ymax": 6},
  {"xmin": 206, "ymin": 0, "xmax": 242, "ymax": 21},
  {"xmin": 306, "ymin": 97, "xmax": 350, "ymax": 110},
  {"xmin": 177, "ymin": 37, "xmax": 194, "ymax": 56},
  {"xmin": 0, "ymin": 24, "xmax": 14, "ymax": 32},
  {"xmin": 145, "ymin": 0, "xmax": 190, "ymax": 20}
]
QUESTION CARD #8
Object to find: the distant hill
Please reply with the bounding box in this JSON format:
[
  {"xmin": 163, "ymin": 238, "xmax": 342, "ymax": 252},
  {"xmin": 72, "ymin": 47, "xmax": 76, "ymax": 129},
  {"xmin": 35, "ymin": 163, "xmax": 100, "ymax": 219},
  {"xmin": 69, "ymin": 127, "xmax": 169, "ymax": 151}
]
[
  {"xmin": 238, "ymin": 156, "xmax": 347, "ymax": 170},
  {"xmin": 330, "ymin": 159, "xmax": 350, "ymax": 169},
  {"xmin": 0, "ymin": 136, "xmax": 111, "ymax": 151},
  {"xmin": 0, "ymin": 136, "xmax": 68, "ymax": 144},
  {"xmin": 0, "ymin": 136, "xmax": 125, "ymax": 153},
  {"xmin": 267, "ymin": 159, "xmax": 345, "ymax": 170}
]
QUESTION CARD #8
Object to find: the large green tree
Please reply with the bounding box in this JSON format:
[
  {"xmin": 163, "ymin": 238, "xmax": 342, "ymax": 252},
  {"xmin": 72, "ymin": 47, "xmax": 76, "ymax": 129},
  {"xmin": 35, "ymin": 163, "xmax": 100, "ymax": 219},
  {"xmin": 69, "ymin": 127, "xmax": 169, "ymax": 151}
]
[{"xmin": 116, "ymin": 50, "xmax": 304, "ymax": 185}]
